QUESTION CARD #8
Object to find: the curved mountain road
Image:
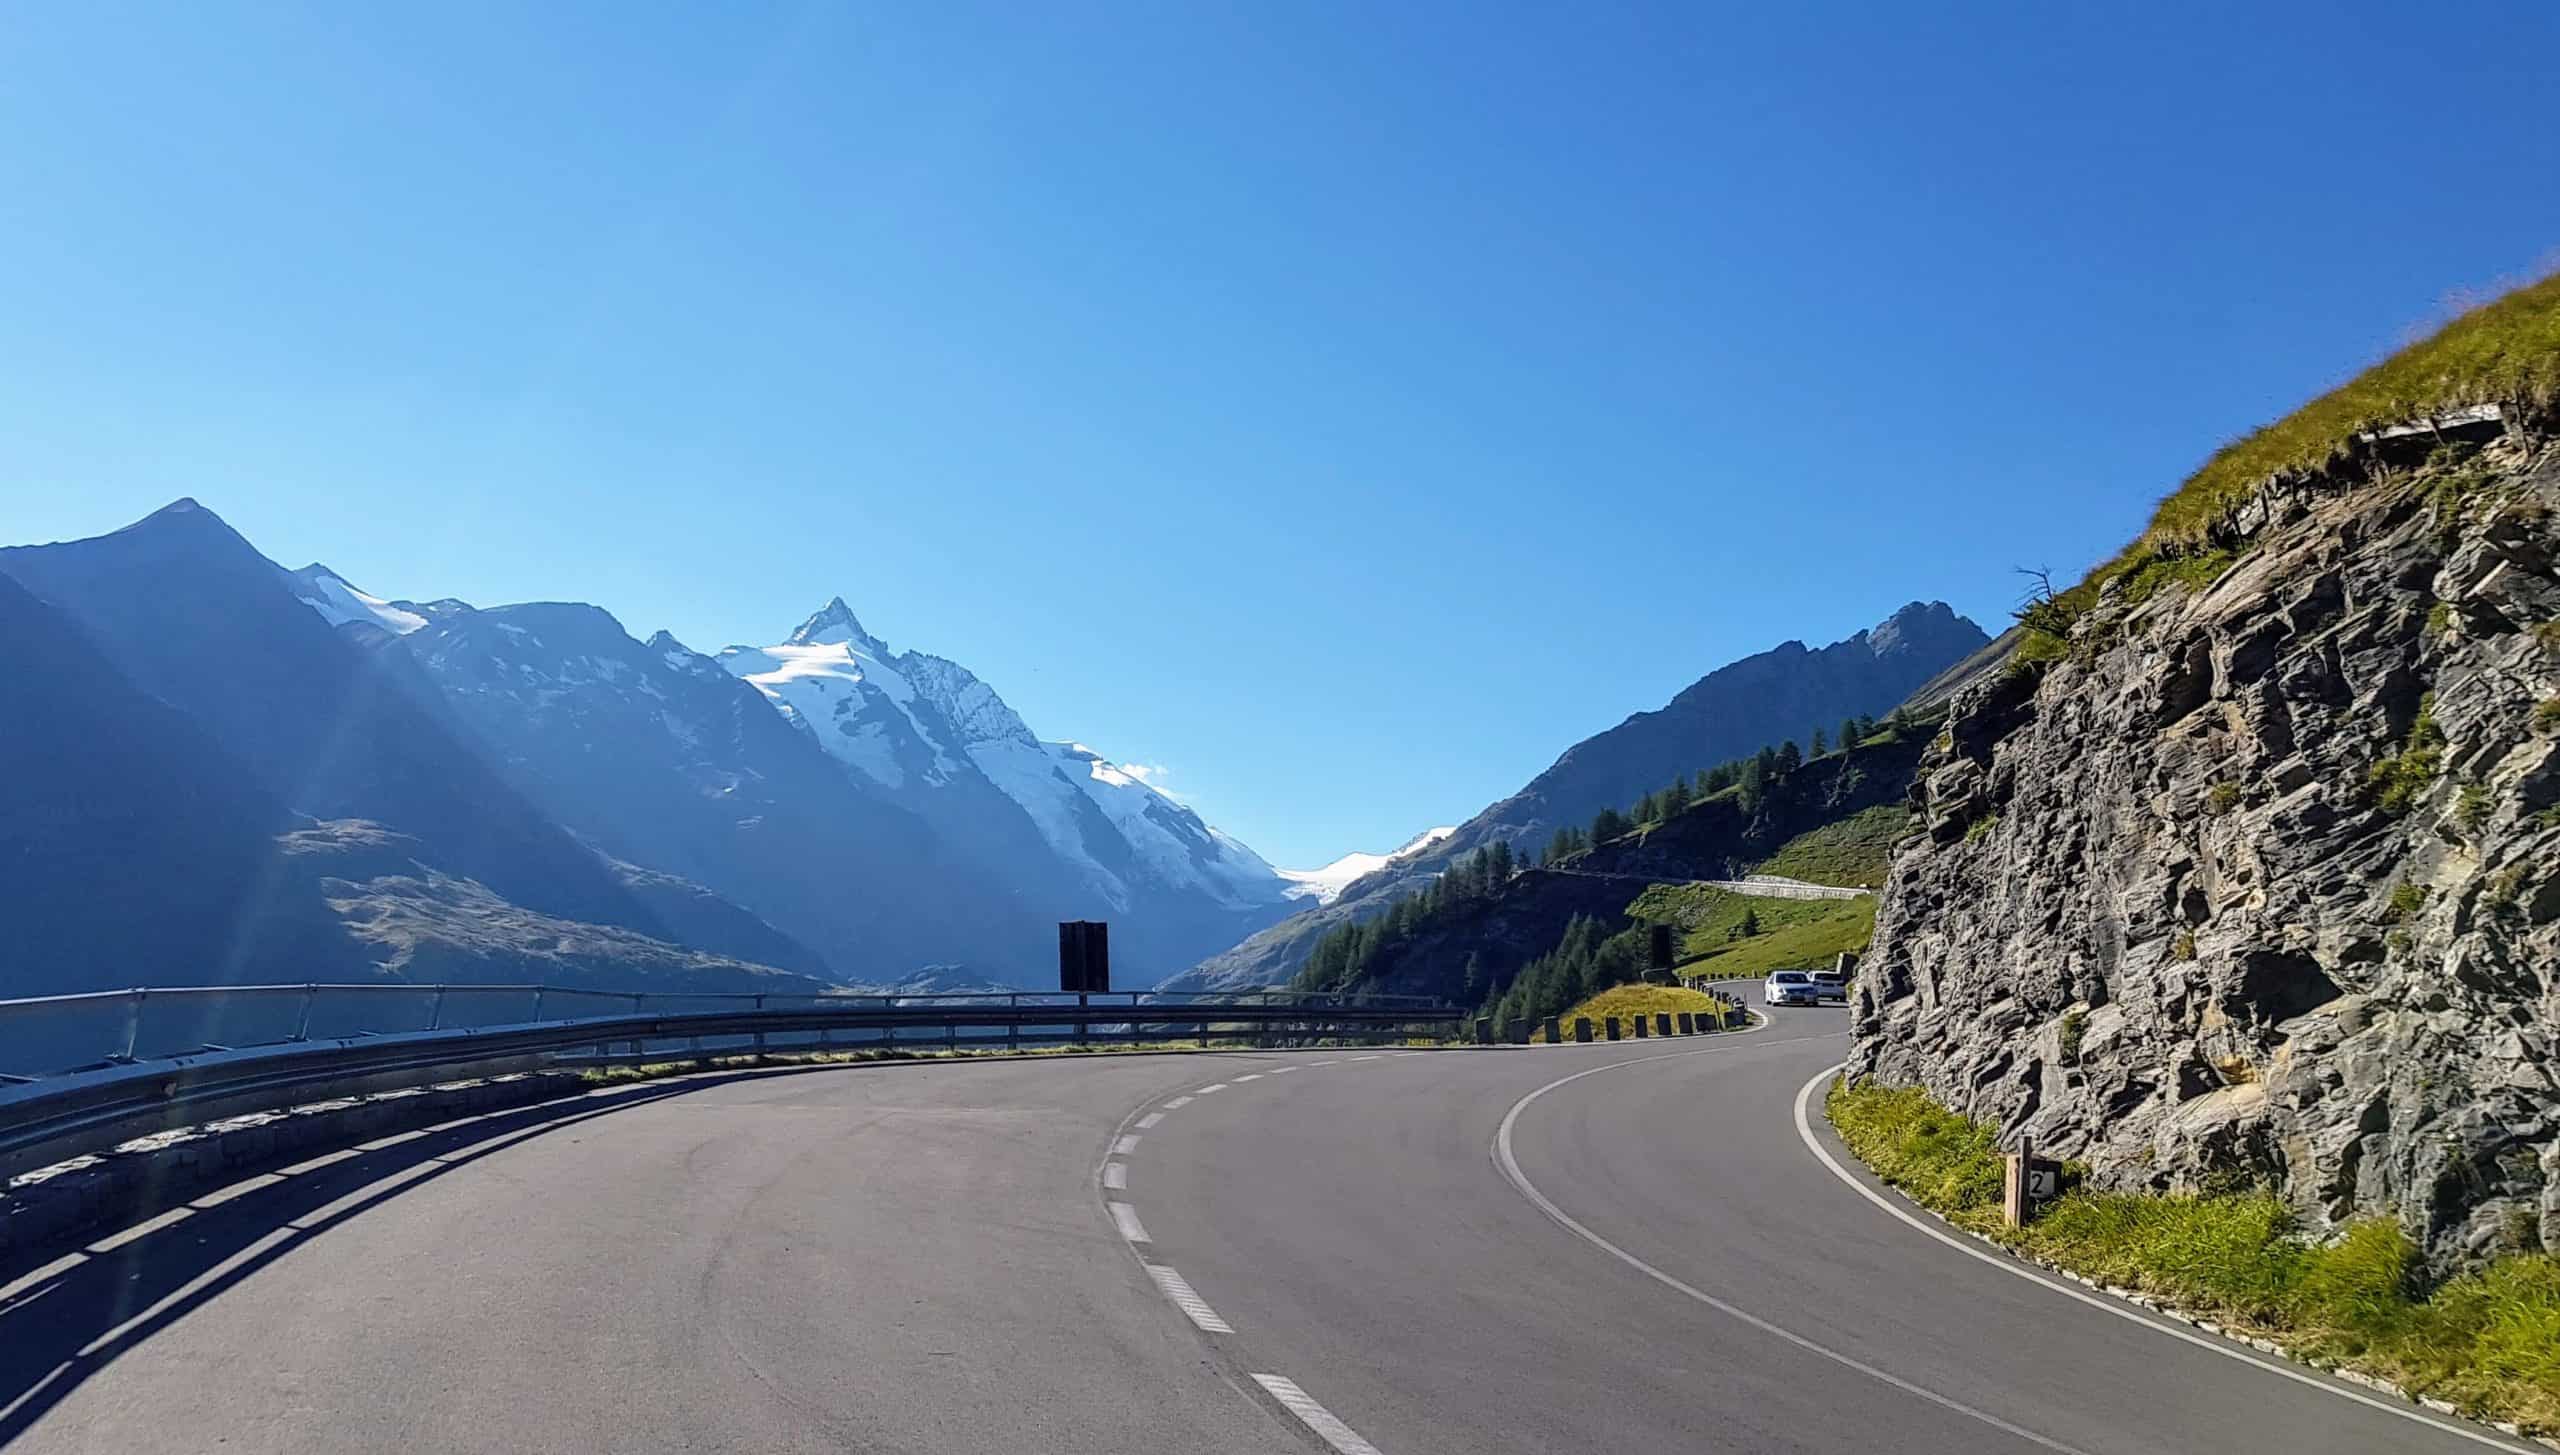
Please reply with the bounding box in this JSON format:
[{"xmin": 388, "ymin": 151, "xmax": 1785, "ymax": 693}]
[{"xmin": 0, "ymin": 1016, "xmax": 2530, "ymax": 1453}]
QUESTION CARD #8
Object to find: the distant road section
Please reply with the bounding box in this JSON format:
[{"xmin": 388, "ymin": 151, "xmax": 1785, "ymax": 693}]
[
  {"xmin": 0, "ymin": 1019, "xmax": 2525, "ymax": 1453},
  {"xmin": 1540, "ymin": 865, "xmax": 1871, "ymax": 898}
]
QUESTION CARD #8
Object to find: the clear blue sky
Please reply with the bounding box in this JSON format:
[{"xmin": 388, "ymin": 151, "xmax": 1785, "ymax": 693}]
[{"xmin": 4, "ymin": 3, "xmax": 2555, "ymax": 868}]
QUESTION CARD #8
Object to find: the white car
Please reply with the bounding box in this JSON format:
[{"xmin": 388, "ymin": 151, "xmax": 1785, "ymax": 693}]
[
  {"xmin": 1810, "ymin": 967, "xmax": 1851, "ymax": 1003},
  {"xmin": 1763, "ymin": 970, "xmax": 1821, "ymax": 1007}
]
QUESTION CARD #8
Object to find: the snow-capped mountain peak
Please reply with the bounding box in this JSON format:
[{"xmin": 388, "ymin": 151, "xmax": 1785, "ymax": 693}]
[
  {"xmin": 723, "ymin": 600, "xmax": 1291, "ymax": 922},
  {"xmin": 787, "ymin": 596, "xmax": 885, "ymax": 652},
  {"xmin": 1278, "ymin": 826, "xmax": 1457, "ymax": 905}
]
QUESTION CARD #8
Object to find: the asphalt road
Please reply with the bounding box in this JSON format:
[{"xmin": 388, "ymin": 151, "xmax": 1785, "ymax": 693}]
[{"xmin": 0, "ymin": 1009, "xmax": 2531, "ymax": 1453}]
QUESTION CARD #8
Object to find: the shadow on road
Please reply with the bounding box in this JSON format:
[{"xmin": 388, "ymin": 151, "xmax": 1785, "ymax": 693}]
[{"xmin": 0, "ymin": 1065, "xmax": 830, "ymax": 1442}]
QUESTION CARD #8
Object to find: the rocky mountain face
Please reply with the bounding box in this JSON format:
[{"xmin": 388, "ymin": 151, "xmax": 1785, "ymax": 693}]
[
  {"xmin": 1413, "ymin": 601, "xmax": 1984, "ymax": 873},
  {"xmin": 1854, "ymin": 434, "xmax": 2560, "ymax": 1267},
  {"xmin": 0, "ymin": 563, "xmax": 829, "ymax": 1007},
  {"xmin": 1171, "ymin": 601, "xmax": 1983, "ymax": 990},
  {"xmin": 0, "ymin": 569, "xmax": 343, "ymax": 994},
  {"xmin": 384, "ymin": 597, "xmax": 1004, "ymax": 981},
  {"xmin": 0, "ymin": 502, "xmax": 660, "ymax": 936}
]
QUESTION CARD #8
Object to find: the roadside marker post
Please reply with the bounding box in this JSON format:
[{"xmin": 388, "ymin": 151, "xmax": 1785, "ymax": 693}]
[
  {"xmin": 1474, "ymin": 1017, "xmax": 1493, "ymax": 1046},
  {"xmin": 1632, "ymin": 1014, "xmax": 1648, "ymax": 1039},
  {"xmin": 1542, "ymin": 1016, "xmax": 1562, "ymax": 1043},
  {"xmin": 1604, "ymin": 1016, "xmax": 1621, "ymax": 1041},
  {"xmin": 1573, "ymin": 1017, "xmax": 1593, "ymax": 1044},
  {"xmin": 2002, "ymin": 1136, "xmax": 2064, "ymax": 1227},
  {"xmin": 1676, "ymin": 1012, "xmax": 1694, "ymax": 1035},
  {"xmin": 1654, "ymin": 1013, "xmax": 1673, "ymax": 1037}
]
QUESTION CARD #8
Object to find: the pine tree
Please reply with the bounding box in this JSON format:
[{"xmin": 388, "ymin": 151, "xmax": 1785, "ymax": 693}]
[
  {"xmin": 1810, "ymin": 727, "xmax": 1827, "ymax": 757},
  {"xmin": 1776, "ymin": 740, "xmax": 1802, "ymax": 773}
]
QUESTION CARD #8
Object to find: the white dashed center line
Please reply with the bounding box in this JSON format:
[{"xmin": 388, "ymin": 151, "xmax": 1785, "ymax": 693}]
[
  {"xmin": 1196, "ymin": 1083, "xmax": 1228, "ymax": 1094},
  {"xmin": 1268, "ymin": 1066, "xmax": 1296, "ymax": 1074},
  {"xmin": 1351, "ymin": 1055, "xmax": 1384, "ymax": 1062},
  {"xmin": 1103, "ymin": 1162, "xmax": 1128, "ymax": 1190},
  {"xmin": 1163, "ymin": 1095, "xmax": 1194, "ymax": 1109},
  {"xmin": 1109, "ymin": 1202, "xmax": 1151, "ymax": 1243},
  {"xmin": 1112, "ymin": 1134, "xmax": 1142, "ymax": 1155},
  {"xmin": 1137, "ymin": 1112, "xmax": 1165, "ymax": 1129},
  {"xmin": 1147, "ymin": 1265, "xmax": 1234, "ymax": 1333},
  {"xmin": 1311, "ymin": 1059, "xmax": 1339, "ymax": 1067},
  {"xmin": 1234, "ymin": 1073, "xmax": 1263, "ymax": 1082},
  {"xmin": 1251, "ymin": 1374, "xmax": 1385, "ymax": 1455}
]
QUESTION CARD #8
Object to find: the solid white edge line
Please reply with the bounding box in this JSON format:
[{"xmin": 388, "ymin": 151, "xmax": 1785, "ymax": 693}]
[
  {"xmin": 1790, "ymin": 1065, "xmax": 2537, "ymax": 1454},
  {"xmin": 1250, "ymin": 1373, "xmax": 1386, "ymax": 1455},
  {"xmin": 1492, "ymin": 1048, "xmax": 2095, "ymax": 1455},
  {"xmin": 1146, "ymin": 1264, "xmax": 1235, "ymax": 1334},
  {"xmin": 1103, "ymin": 1161, "xmax": 1128, "ymax": 1191},
  {"xmin": 1109, "ymin": 1201, "xmax": 1151, "ymax": 1243}
]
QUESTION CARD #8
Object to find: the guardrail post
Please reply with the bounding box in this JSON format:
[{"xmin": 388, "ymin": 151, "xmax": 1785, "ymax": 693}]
[
  {"xmin": 531, "ymin": 987, "xmax": 547, "ymax": 1023},
  {"xmin": 291, "ymin": 984, "xmax": 318, "ymax": 1041},
  {"xmin": 120, "ymin": 987, "xmax": 146, "ymax": 1061},
  {"xmin": 1574, "ymin": 1017, "xmax": 1593, "ymax": 1043},
  {"xmin": 1605, "ymin": 1015, "xmax": 1621, "ymax": 1041},
  {"xmin": 1654, "ymin": 1012, "xmax": 1673, "ymax": 1038},
  {"xmin": 753, "ymin": 994, "xmax": 767, "ymax": 1057},
  {"xmin": 1473, "ymin": 1017, "xmax": 1492, "ymax": 1046},
  {"xmin": 427, "ymin": 984, "xmax": 447, "ymax": 1031}
]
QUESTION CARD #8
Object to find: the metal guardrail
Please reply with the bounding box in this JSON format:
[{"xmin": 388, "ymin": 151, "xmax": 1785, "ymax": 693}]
[{"xmin": 0, "ymin": 982, "xmax": 1460, "ymax": 1181}]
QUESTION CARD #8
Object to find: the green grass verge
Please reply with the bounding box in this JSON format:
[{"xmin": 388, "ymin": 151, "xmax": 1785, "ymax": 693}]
[
  {"xmin": 1828, "ymin": 1079, "xmax": 2560, "ymax": 1432},
  {"xmin": 1532, "ymin": 983, "xmax": 1731, "ymax": 1041},
  {"xmin": 1750, "ymin": 805, "xmax": 1908, "ymax": 888}
]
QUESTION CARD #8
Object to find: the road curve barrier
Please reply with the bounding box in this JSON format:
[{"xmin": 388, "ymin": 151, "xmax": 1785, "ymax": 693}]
[{"xmin": 0, "ymin": 982, "xmax": 1460, "ymax": 1181}]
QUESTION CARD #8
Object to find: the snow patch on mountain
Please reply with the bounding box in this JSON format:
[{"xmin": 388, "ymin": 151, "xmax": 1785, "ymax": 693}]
[
  {"xmin": 286, "ymin": 564, "xmax": 427, "ymax": 635},
  {"xmin": 1277, "ymin": 826, "xmax": 1456, "ymax": 905}
]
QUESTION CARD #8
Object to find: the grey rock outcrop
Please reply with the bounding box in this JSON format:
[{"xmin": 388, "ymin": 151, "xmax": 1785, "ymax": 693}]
[{"xmin": 1853, "ymin": 435, "xmax": 2560, "ymax": 1268}]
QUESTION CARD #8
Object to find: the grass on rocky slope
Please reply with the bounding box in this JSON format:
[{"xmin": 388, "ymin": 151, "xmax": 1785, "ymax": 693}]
[
  {"xmin": 2146, "ymin": 269, "xmax": 2560, "ymax": 550},
  {"xmin": 1749, "ymin": 805, "xmax": 1908, "ymax": 888},
  {"xmin": 2039, "ymin": 271, "xmax": 2560, "ymax": 627},
  {"xmin": 1828, "ymin": 1079, "xmax": 2560, "ymax": 1433},
  {"xmin": 1532, "ymin": 983, "xmax": 1730, "ymax": 1041}
]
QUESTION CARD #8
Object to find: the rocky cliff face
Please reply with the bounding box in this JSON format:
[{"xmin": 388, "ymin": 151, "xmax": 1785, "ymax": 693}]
[{"xmin": 1854, "ymin": 434, "xmax": 2560, "ymax": 1267}]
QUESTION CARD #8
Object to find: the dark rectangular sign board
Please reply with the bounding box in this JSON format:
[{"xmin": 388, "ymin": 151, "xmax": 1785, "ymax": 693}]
[{"xmin": 1059, "ymin": 920, "xmax": 1111, "ymax": 994}]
